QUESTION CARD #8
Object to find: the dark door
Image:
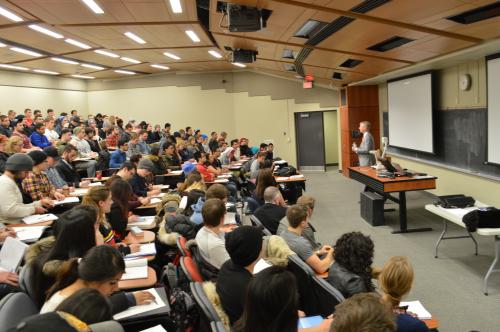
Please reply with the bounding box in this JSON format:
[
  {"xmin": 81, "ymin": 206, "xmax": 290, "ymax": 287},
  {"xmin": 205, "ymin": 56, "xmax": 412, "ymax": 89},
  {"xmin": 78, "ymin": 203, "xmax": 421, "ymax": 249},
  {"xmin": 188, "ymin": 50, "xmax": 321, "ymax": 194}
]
[{"xmin": 295, "ymin": 112, "xmax": 325, "ymax": 171}]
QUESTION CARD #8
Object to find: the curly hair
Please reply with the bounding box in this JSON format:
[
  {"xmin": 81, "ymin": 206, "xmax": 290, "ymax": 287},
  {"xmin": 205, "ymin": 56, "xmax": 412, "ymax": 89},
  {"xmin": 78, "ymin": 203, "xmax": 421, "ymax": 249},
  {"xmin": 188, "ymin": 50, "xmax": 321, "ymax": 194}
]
[{"xmin": 334, "ymin": 232, "xmax": 375, "ymax": 292}]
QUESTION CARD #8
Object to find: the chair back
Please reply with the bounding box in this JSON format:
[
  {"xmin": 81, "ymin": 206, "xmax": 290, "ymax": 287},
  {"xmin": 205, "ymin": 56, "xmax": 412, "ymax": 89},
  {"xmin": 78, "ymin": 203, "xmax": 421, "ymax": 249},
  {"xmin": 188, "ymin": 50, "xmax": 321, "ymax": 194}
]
[
  {"xmin": 0, "ymin": 293, "xmax": 38, "ymax": 332},
  {"xmin": 18, "ymin": 264, "xmax": 39, "ymax": 308},
  {"xmin": 177, "ymin": 235, "xmax": 191, "ymax": 257},
  {"xmin": 311, "ymin": 275, "xmax": 345, "ymax": 317},
  {"xmin": 210, "ymin": 321, "xmax": 229, "ymax": 332},
  {"xmin": 180, "ymin": 256, "xmax": 204, "ymax": 282},
  {"xmin": 249, "ymin": 215, "xmax": 272, "ymax": 236},
  {"xmin": 191, "ymin": 243, "xmax": 219, "ymax": 281},
  {"xmin": 286, "ymin": 254, "xmax": 317, "ymax": 315},
  {"xmin": 190, "ymin": 282, "xmax": 221, "ymax": 328},
  {"xmin": 89, "ymin": 320, "xmax": 125, "ymax": 332},
  {"xmin": 244, "ymin": 197, "xmax": 261, "ymax": 214}
]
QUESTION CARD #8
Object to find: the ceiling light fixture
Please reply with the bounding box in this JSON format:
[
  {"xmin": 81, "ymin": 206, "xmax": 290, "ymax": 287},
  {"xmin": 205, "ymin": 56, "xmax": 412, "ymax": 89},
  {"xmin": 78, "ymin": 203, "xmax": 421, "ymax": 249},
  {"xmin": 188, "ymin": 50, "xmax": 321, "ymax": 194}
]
[
  {"xmin": 81, "ymin": 0, "xmax": 104, "ymax": 14},
  {"xmin": 10, "ymin": 47, "xmax": 42, "ymax": 57},
  {"xmin": 0, "ymin": 6, "xmax": 23, "ymax": 22},
  {"xmin": 28, "ymin": 24, "xmax": 64, "ymax": 39},
  {"xmin": 72, "ymin": 74, "xmax": 95, "ymax": 79},
  {"xmin": 185, "ymin": 30, "xmax": 200, "ymax": 42},
  {"xmin": 81, "ymin": 63, "xmax": 104, "ymax": 70},
  {"xmin": 208, "ymin": 50, "xmax": 222, "ymax": 58},
  {"xmin": 51, "ymin": 57, "xmax": 79, "ymax": 65},
  {"xmin": 169, "ymin": 0, "xmax": 183, "ymax": 13},
  {"xmin": 114, "ymin": 69, "xmax": 136, "ymax": 75},
  {"xmin": 120, "ymin": 57, "xmax": 140, "ymax": 64},
  {"xmin": 124, "ymin": 32, "xmax": 146, "ymax": 44},
  {"xmin": 0, "ymin": 64, "xmax": 28, "ymax": 71},
  {"xmin": 94, "ymin": 49, "xmax": 119, "ymax": 58},
  {"xmin": 163, "ymin": 52, "xmax": 180, "ymax": 60},
  {"xmin": 151, "ymin": 64, "xmax": 170, "ymax": 70},
  {"xmin": 33, "ymin": 69, "xmax": 59, "ymax": 75},
  {"xmin": 65, "ymin": 38, "xmax": 91, "ymax": 49},
  {"xmin": 232, "ymin": 62, "xmax": 246, "ymax": 68}
]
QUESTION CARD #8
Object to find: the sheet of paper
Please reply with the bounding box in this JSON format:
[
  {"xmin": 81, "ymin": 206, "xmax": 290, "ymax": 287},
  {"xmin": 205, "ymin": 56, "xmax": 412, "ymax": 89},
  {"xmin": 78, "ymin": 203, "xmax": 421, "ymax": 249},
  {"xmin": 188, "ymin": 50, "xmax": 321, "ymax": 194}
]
[
  {"xmin": 70, "ymin": 188, "xmax": 88, "ymax": 196},
  {"xmin": 289, "ymin": 174, "xmax": 305, "ymax": 179},
  {"xmin": 157, "ymin": 185, "xmax": 170, "ymax": 189},
  {"xmin": 275, "ymin": 176, "xmax": 289, "ymax": 181},
  {"xmin": 88, "ymin": 182, "xmax": 103, "ymax": 187},
  {"xmin": 224, "ymin": 212, "xmax": 237, "ymax": 225},
  {"xmin": 214, "ymin": 179, "xmax": 229, "ymax": 183},
  {"xmin": 13, "ymin": 226, "xmax": 47, "ymax": 242},
  {"xmin": 121, "ymin": 266, "xmax": 148, "ymax": 280},
  {"xmin": 129, "ymin": 216, "xmax": 155, "ymax": 228},
  {"xmin": 140, "ymin": 325, "xmax": 167, "ymax": 332},
  {"xmin": 179, "ymin": 196, "xmax": 188, "ymax": 210},
  {"xmin": 400, "ymin": 301, "xmax": 432, "ymax": 319},
  {"xmin": 253, "ymin": 258, "xmax": 272, "ymax": 274},
  {"xmin": 0, "ymin": 237, "xmax": 28, "ymax": 272},
  {"xmin": 125, "ymin": 258, "xmax": 147, "ymax": 268},
  {"xmin": 125, "ymin": 243, "xmax": 156, "ymax": 259},
  {"xmin": 22, "ymin": 213, "xmax": 58, "ymax": 225},
  {"xmin": 53, "ymin": 196, "xmax": 80, "ymax": 206},
  {"xmin": 217, "ymin": 174, "xmax": 232, "ymax": 179},
  {"xmin": 169, "ymin": 170, "xmax": 183, "ymax": 175},
  {"xmin": 113, "ymin": 288, "xmax": 165, "ymax": 320},
  {"xmin": 150, "ymin": 198, "xmax": 161, "ymax": 204}
]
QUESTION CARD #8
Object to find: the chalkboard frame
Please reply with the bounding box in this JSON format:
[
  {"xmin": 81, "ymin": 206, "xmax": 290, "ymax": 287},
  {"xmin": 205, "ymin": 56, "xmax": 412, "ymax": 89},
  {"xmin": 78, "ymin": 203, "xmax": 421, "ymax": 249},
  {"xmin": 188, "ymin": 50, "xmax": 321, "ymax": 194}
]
[
  {"xmin": 485, "ymin": 52, "xmax": 500, "ymax": 167},
  {"xmin": 387, "ymin": 70, "xmax": 438, "ymax": 155}
]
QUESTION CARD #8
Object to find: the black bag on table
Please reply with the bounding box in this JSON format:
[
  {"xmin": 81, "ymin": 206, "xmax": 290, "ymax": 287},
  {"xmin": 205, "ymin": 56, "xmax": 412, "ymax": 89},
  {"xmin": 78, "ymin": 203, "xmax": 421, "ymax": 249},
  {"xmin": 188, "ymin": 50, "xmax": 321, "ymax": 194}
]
[{"xmin": 462, "ymin": 207, "xmax": 500, "ymax": 232}]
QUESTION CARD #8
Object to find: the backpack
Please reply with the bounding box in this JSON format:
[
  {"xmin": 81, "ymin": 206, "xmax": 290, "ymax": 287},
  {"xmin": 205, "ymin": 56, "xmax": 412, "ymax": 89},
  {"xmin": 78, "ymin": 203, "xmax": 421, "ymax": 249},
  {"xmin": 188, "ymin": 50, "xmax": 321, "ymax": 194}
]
[
  {"xmin": 275, "ymin": 166, "xmax": 297, "ymax": 177},
  {"xmin": 165, "ymin": 214, "xmax": 200, "ymax": 240},
  {"xmin": 168, "ymin": 287, "xmax": 198, "ymax": 332}
]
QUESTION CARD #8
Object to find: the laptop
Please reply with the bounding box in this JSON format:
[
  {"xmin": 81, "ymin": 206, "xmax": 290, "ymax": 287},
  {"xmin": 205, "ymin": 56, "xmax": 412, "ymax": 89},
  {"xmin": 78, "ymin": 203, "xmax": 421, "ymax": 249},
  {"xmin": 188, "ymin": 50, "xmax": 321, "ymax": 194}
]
[{"xmin": 0, "ymin": 236, "xmax": 28, "ymax": 272}]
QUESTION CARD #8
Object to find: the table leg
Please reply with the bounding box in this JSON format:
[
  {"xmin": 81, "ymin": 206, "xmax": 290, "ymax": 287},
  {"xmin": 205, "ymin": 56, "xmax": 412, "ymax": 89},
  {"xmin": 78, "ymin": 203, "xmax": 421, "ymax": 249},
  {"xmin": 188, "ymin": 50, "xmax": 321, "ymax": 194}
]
[
  {"xmin": 434, "ymin": 219, "xmax": 448, "ymax": 258},
  {"xmin": 483, "ymin": 235, "xmax": 500, "ymax": 296},
  {"xmin": 392, "ymin": 191, "xmax": 433, "ymax": 234}
]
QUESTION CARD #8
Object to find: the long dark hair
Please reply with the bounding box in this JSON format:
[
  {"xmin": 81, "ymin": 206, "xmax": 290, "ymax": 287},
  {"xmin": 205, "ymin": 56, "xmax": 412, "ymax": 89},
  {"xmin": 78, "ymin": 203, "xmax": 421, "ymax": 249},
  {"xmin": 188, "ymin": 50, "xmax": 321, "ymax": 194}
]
[
  {"xmin": 255, "ymin": 168, "xmax": 277, "ymax": 199},
  {"xmin": 334, "ymin": 232, "xmax": 375, "ymax": 292},
  {"xmin": 47, "ymin": 245, "xmax": 125, "ymax": 299},
  {"xmin": 233, "ymin": 266, "xmax": 299, "ymax": 332},
  {"xmin": 55, "ymin": 288, "xmax": 112, "ymax": 324},
  {"xmin": 110, "ymin": 178, "xmax": 132, "ymax": 220}
]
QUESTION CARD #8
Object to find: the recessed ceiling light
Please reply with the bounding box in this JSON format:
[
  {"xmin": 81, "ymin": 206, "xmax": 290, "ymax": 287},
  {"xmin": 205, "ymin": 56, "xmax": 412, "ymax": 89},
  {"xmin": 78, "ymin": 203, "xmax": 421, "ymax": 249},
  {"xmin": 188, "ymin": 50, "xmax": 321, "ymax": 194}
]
[
  {"xmin": 51, "ymin": 57, "xmax": 79, "ymax": 65},
  {"xmin": 81, "ymin": 0, "xmax": 104, "ymax": 14},
  {"xmin": 151, "ymin": 64, "xmax": 170, "ymax": 70},
  {"xmin": 28, "ymin": 24, "xmax": 64, "ymax": 39},
  {"xmin": 208, "ymin": 50, "xmax": 222, "ymax": 59},
  {"xmin": 0, "ymin": 6, "xmax": 23, "ymax": 22},
  {"xmin": 94, "ymin": 49, "xmax": 119, "ymax": 58},
  {"xmin": 232, "ymin": 62, "xmax": 246, "ymax": 68},
  {"xmin": 81, "ymin": 63, "xmax": 104, "ymax": 70},
  {"xmin": 120, "ymin": 57, "xmax": 141, "ymax": 64},
  {"xmin": 10, "ymin": 47, "xmax": 42, "ymax": 57},
  {"xmin": 72, "ymin": 74, "xmax": 95, "ymax": 79},
  {"xmin": 164, "ymin": 52, "xmax": 180, "ymax": 60},
  {"xmin": 124, "ymin": 32, "xmax": 146, "ymax": 44},
  {"xmin": 114, "ymin": 69, "xmax": 136, "ymax": 75},
  {"xmin": 33, "ymin": 69, "xmax": 59, "ymax": 75},
  {"xmin": 65, "ymin": 38, "xmax": 91, "ymax": 49},
  {"xmin": 185, "ymin": 30, "xmax": 200, "ymax": 43},
  {"xmin": 169, "ymin": 0, "xmax": 182, "ymax": 13},
  {"xmin": 0, "ymin": 64, "xmax": 28, "ymax": 71}
]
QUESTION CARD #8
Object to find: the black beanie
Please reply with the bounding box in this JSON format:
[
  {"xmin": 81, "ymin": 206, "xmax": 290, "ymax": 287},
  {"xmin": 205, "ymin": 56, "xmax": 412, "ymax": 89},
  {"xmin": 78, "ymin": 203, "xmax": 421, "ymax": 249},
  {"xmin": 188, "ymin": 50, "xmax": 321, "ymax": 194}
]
[
  {"xmin": 225, "ymin": 226, "xmax": 263, "ymax": 267},
  {"xmin": 28, "ymin": 150, "xmax": 48, "ymax": 166}
]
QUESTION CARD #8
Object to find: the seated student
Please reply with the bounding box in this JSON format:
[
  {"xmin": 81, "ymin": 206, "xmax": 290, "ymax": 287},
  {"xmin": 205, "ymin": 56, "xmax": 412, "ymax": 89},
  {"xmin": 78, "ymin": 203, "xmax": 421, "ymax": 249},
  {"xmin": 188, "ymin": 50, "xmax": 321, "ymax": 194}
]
[
  {"xmin": 249, "ymin": 151, "xmax": 267, "ymax": 179},
  {"xmin": 147, "ymin": 124, "xmax": 161, "ymax": 144},
  {"xmin": 277, "ymin": 195, "xmax": 320, "ymax": 250},
  {"xmin": 15, "ymin": 288, "xmax": 113, "ymax": 331},
  {"xmin": 281, "ymin": 205, "xmax": 333, "ymax": 274},
  {"xmin": 137, "ymin": 130, "xmax": 151, "ymax": 155},
  {"xmin": 30, "ymin": 123, "xmax": 52, "ymax": 148},
  {"xmin": 0, "ymin": 135, "xmax": 10, "ymax": 173},
  {"xmin": 216, "ymin": 226, "xmax": 263, "ymax": 325},
  {"xmin": 194, "ymin": 151, "xmax": 215, "ymax": 183},
  {"xmin": 0, "ymin": 224, "xmax": 19, "ymax": 299},
  {"xmin": 55, "ymin": 145, "xmax": 91, "ymax": 188},
  {"xmin": 178, "ymin": 170, "xmax": 206, "ymax": 193},
  {"xmin": 195, "ymin": 198, "xmax": 230, "ymax": 269},
  {"xmin": 43, "ymin": 146, "xmax": 69, "ymax": 190},
  {"xmin": 146, "ymin": 146, "xmax": 168, "ymax": 175},
  {"xmin": 330, "ymin": 293, "xmax": 396, "ymax": 332},
  {"xmin": 106, "ymin": 125, "xmax": 121, "ymax": 148},
  {"xmin": 0, "ymin": 154, "xmax": 53, "ymax": 224},
  {"xmin": 55, "ymin": 128, "xmax": 72, "ymax": 154},
  {"xmin": 84, "ymin": 127, "xmax": 100, "ymax": 153},
  {"xmin": 253, "ymin": 168, "xmax": 277, "ymax": 206},
  {"xmin": 41, "ymin": 245, "xmax": 154, "ymax": 314},
  {"xmin": 266, "ymin": 143, "xmax": 274, "ymax": 160},
  {"xmin": 12, "ymin": 120, "xmax": 40, "ymax": 152},
  {"xmin": 0, "ymin": 115, "xmax": 12, "ymax": 138},
  {"xmin": 127, "ymin": 132, "xmax": 142, "ymax": 158},
  {"xmin": 82, "ymin": 186, "xmax": 139, "ymax": 255},
  {"xmin": 29, "ymin": 205, "xmax": 102, "ymax": 306},
  {"xmin": 129, "ymin": 159, "xmax": 160, "ymax": 198},
  {"xmin": 238, "ymin": 137, "xmax": 253, "ymax": 158},
  {"xmin": 233, "ymin": 266, "xmax": 332, "ymax": 332},
  {"xmin": 163, "ymin": 142, "xmax": 181, "ymax": 170},
  {"xmin": 208, "ymin": 132, "xmax": 219, "ymax": 152},
  {"xmin": 108, "ymin": 178, "xmax": 140, "ymax": 240},
  {"xmin": 327, "ymin": 232, "xmax": 375, "ymax": 298},
  {"xmin": 5, "ymin": 136, "xmax": 24, "ymax": 155},
  {"xmin": 253, "ymin": 187, "xmax": 287, "ymax": 234},
  {"xmin": 177, "ymin": 140, "xmax": 191, "ymax": 162},
  {"xmin": 109, "ymin": 139, "xmax": 128, "ymax": 169},
  {"xmin": 70, "ymin": 127, "xmax": 97, "ymax": 178},
  {"xmin": 22, "ymin": 151, "xmax": 65, "ymax": 201},
  {"xmin": 379, "ymin": 257, "xmax": 429, "ymax": 332}
]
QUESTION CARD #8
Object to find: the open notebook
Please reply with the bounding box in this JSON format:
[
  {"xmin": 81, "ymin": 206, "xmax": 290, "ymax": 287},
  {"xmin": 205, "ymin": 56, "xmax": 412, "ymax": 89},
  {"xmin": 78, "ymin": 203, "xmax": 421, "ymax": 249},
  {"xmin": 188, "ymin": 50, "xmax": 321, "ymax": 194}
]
[
  {"xmin": 113, "ymin": 288, "xmax": 166, "ymax": 320},
  {"xmin": 400, "ymin": 301, "xmax": 432, "ymax": 319},
  {"xmin": 125, "ymin": 243, "xmax": 156, "ymax": 259},
  {"xmin": 0, "ymin": 237, "xmax": 28, "ymax": 272},
  {"xmin": 121, "ymin": 258, "xmax": 148, "ymax": 280},
  {"xmin": 22, "ymin": 213, "xmax": 58, "ymax": 225},
  {"xmin": 13, "ymin": 226, "xmax": 47, "ymax": 242}
]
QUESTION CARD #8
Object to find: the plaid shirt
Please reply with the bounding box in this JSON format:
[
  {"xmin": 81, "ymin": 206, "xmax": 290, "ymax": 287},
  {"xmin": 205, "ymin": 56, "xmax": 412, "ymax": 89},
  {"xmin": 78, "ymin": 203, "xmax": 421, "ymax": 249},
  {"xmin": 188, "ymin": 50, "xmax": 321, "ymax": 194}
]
[
  {"xmin": 12, "ymin": 131, "xmax": 32, "ymax": 149},
  {"xmin": 22, "ymin": 171, "xmax": 56, "ymax": 201},
  {"xmin": 106, "ymin": 134, "xmax": 119, "ymax": 148}
]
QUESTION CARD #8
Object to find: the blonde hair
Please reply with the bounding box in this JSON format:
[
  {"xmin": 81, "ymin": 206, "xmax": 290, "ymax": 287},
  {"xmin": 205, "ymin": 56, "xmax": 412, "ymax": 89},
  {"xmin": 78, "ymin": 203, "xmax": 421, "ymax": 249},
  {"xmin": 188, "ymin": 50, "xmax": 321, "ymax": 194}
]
[
  {"xmin": 6, "ymin": 136, "xmax": 23, "ymax": 153},
  {"xmin": 264, "ymin": 235, "xmax": 294, "ymax": 267},
  {"xmin": 82, "ymin": 186, "xmax": 111, "ymax": 225},
  {"xmin": 378, "ymin": 256, "xmax": 414, "ymax": 307}
]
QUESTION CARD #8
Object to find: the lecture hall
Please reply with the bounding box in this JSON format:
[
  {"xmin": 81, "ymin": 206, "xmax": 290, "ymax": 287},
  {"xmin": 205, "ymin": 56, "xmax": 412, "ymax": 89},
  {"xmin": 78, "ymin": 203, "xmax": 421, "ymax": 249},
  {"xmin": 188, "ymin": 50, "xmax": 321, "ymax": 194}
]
[{"xmin": 0, "ymin": 0, "xmax": 499, "ymax": 331}]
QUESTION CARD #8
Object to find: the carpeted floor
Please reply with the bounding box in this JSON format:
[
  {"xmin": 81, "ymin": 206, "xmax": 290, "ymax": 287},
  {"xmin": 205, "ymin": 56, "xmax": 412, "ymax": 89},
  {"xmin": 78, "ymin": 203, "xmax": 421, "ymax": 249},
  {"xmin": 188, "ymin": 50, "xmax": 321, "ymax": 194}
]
[{"xmin": 302, "ymin": 168, "xmax": 500, "ymax": 332}]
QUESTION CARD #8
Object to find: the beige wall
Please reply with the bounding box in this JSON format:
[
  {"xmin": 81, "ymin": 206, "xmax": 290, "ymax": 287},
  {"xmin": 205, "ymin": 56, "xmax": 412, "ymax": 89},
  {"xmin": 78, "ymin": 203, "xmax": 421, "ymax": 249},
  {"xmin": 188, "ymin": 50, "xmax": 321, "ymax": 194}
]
[
  {"xmin": 380, "ymin": 57, "xmax": 500, "ymax": 206},
  {"xmin": 0, "ymin": 70, "xmax": 88, "ymax": 115},
  {"xmin": 323, "ymin": 111, "xmax": 339, "ymax": 164}
]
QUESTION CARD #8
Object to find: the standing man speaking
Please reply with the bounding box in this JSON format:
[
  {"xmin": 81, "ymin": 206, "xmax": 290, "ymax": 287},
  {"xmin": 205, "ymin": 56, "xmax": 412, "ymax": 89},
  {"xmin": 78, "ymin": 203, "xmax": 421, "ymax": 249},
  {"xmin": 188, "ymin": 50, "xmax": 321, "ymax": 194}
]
[{"xmin": 352, "ymin": 121, "xmax": 376, "ymax": 166}]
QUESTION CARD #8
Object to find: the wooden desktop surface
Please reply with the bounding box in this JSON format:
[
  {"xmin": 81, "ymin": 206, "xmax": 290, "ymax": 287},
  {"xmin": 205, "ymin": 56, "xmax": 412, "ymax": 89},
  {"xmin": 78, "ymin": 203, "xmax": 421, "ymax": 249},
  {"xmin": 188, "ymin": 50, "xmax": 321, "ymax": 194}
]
[
  {"xmin": 349, "ymin": 167, "xmax": 436, "ymax": 193},
  {"xmin": 119, "ymin": 266, "xmax": 157, "ymax": 290}
]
